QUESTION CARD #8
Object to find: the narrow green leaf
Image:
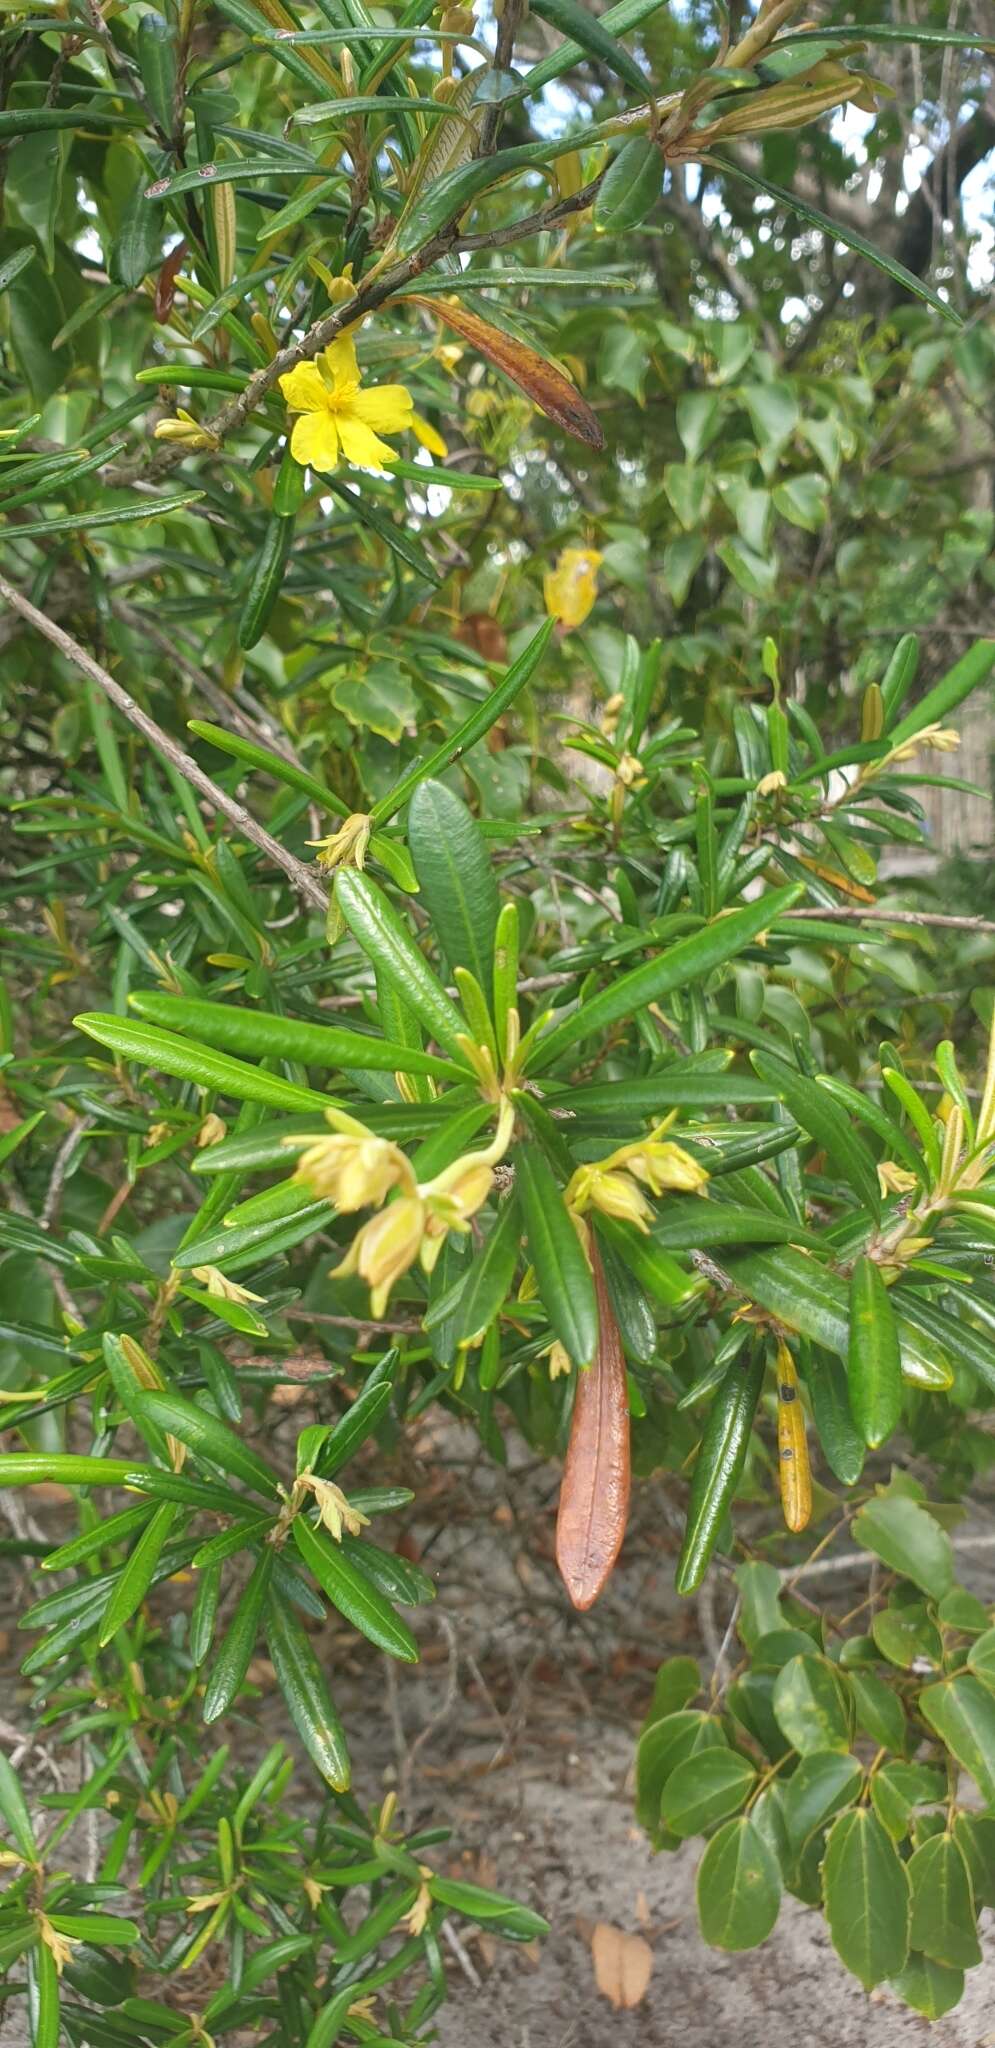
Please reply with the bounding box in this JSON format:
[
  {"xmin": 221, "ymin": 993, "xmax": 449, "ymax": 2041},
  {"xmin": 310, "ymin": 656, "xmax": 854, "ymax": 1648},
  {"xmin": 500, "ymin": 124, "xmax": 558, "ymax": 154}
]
[
  {"xmin": 675, "ymin": 1345, "xmax": 765, "ymax": 1593},
  {"xmin": 335, "ymin": 870, "xmax": 467, "ymax": 1058},
  {"xmin": 203, "ymin": 1549, "xmax": 274, "ymax": 1723},
  {"xmin": 529, "ymin": 0, "xmax": 647, "ymax": 93},
  {"xmin": 371, "ymin": 619, "xmax": 554, "ymax": 825},
  {"xmin": 407, "ymin": 779, "xmax": 499, "ymax": 992},
  {"xmin": 888, "ymin": 639, "xmax": 995, "ymax": 745},
  {"xmin": 293, "ymin": 1515, "xmax": 418, "ymax": 1662},
  {"xmin": 848, "ymin": 1257, "xmax": 902, "ymax": 1448},
  {"xmin": 714, "ymin": 155, "xmax": 962, "ymax": 327},
  {"xmin": 531, "ymin": 886, "xmax": 802, "ymax": 1073},
  {"xmin": 751, "ymin": 1051, "xmax": 880, "ymax": 1219},
  {"xmin": 98, "ymin": 1502, "xmax": 180, "ymax": 1645},
  {"xmin": 74, "ymin": 1013, "xmax": 334, "ymax": 1115},
  {"xmin": 133, "ymin": 1390, "xmax": 282, "ymax": 1500},
  {"xmin": 128, "ymin": 991, "xmax": 465, "ymax": 1082},
  {"xmin": 265, "ymin": 1595, "xmax": 351, "ymax": 1790},
  {"xmin": 515, "ymin": 1146, "xmax": 598, "ymax": 1367},
  {"xmin": 0, "ymin": 1753, "xmax": 37, "ymax": 1862}
]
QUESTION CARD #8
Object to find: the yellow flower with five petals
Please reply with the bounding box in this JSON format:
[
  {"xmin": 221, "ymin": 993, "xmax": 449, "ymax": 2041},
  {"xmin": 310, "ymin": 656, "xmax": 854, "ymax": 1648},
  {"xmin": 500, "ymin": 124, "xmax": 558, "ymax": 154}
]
[{"xmin": 279, "ymin": 334, "xmax": 414, "ymax": 474}]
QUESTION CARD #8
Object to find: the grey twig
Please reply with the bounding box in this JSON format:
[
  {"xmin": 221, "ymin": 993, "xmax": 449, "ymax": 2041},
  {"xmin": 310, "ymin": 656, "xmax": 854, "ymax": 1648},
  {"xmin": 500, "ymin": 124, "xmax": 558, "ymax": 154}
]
[{"xmin": 0, "ymin": 574, "xmax": 328, "ymax": 915}]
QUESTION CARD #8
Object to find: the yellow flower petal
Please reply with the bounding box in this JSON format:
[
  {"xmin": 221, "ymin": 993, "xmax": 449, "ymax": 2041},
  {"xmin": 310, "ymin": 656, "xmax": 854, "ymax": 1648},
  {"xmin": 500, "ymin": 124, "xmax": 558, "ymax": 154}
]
[
  {"xmin": 543, "ymin": 546, "xmax": 603, "ymax": 630},
  {"xmin": 279, "ymin": 363, "xmax": 329, "ymax": 413},
  {"xmin": 351, "ymin": 384, "xmax": 415, "ymax": 435},
  {"xmin": 290, "ymin": 409, "xmax": 340, "ymax": 472},
  {"xmin": 321, "ymin": 334, "xmax": 361, "ymax": 390},
  {"xmin": 336, "ymin": 412, "xmax": 400, "ymax": 471},
  {"xmin": 411, "ymin": 412, "xmax": 448, "ymax": 458}
]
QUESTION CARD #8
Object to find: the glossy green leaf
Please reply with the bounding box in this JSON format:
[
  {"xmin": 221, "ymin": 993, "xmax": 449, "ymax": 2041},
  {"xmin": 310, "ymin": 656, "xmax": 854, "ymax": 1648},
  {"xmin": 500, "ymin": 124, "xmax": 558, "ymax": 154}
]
[
  {"xmin": 74, "ymin": 1012, "xmax": 334, "ymax": 1115},
  {"xmin": 133, "ymin": 1390, "xmax": 282, "ymax": 1500},
  {"xmin": 848, "ymin": 1257, "xmax": 902, "ymax": 1448},
  {"xmin": 203, "ymin": 1549, "xmax": 274, "ymax": 1723},
  {"xmin": 293, "ymin": 1514, "xmax": 418, "ymax": 1662},
  {"xmin": 661, "ymin": 1749, "xmax": 756, "ymax": 1837},
  {"xmin": 675, "ymin": 1344, "xmax": 765, "ymax": 1593},
  {"xmin": 888, "ymin": 1952, "xmax": 966, "ymax": 2022},
  {"xmin": 98, "ymin": 1502, "xmax": 180, "ymax": 1646},
  {"xmin": 335, "ymin": 870, "xmax": 468, "ymax": 1058},
  {"xmin": 772, "ymin": 1655, "xmax": 852, "ymax": 1755},
  {"xmin": 715, "ymin": 156, "xmax": 962, "ymax": 327},
  {"xmin": 696, "ymin": 1816, "xmax": 782, "ymax": 1951},
  {"xmin": 851, "ymin": 1494, "xmax": 953, "ymax": 1601},
  {"xmin": 782, "ymin": 1752, "xmax": 862, "ymax": 1851},
  {"xmin": 919, "ymin": 1678, "xmax": 995, "ymax": 1805},
  {"xmin": 265, "ymin": 1595, "xmax": 351, "ymax": 1791},
  {"xmin": 515, "ymin": 1145, "xmax": 598, "ymax": 1367},
  {"xmin": 0, "ymin": 1752, "xmax": 37, "ymax": 1862},
  {"xmin": 407, "ymin": 779, "xmax": 500, "ymax": 992},
  {"xmin": 822, "ymin": 1806, "xmax": 910, "ymax": 1988},
  {"xmin": 128, "ymin": 990, "xmax": 466, "ymax": 1081},
  {"xmin": 532, "ymin": 886, "xmax": 802, "ymax": 1073},
  {"xmin": 907, "ymin": 1833, "xmax": 981, "ymax": 1968},
  {"xmin": 750, "ymin": 1051, "xmax": 880, "ymax": 1218}
]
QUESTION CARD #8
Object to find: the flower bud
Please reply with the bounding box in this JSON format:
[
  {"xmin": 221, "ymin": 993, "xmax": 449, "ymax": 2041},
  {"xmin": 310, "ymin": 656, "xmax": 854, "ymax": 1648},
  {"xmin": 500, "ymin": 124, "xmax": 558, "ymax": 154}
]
[
  {"xmin": 307, "ymin": 811, "xmax": 372, "ymax": 873},
  {"xmin": 190, "ymin": 1265, "xmax": 265, "ymax": 1305}
]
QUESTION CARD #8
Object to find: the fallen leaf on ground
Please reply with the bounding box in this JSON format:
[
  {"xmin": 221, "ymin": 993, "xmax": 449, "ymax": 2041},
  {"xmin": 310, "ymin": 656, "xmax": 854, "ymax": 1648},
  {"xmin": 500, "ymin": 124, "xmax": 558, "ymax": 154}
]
[{"xmin": 590, "ymin": 1921, "xmax": 653, "ymax": 2009}]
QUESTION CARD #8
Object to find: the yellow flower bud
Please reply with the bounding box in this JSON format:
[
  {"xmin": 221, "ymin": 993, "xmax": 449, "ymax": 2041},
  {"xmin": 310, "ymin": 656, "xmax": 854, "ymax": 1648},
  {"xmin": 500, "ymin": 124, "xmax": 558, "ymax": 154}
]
[
  {"xmin": 546, "ymin": 1339, "xmax": 572, "ymax": 1380},
  {"xmin": 567, "ymin": 1164, "xmax": 654, "ymax": 1231},
  {"xmin": 196, "ymin": 1113, "xmax": 227, "ymax": 1148},
  {"xmin": 153, "ymin": 407, "xmax": 221, "ymax": 452},
  {"xmin": 757, "ymin": 768, "xmax": 787, "ymax": 797},
  {"xmin": 190, "ymin": 1265, "xmax": 265, "ymax": 1305},
  {"xmin": 616, "ymin": 752, "xmax": 646, "ymax": 789}
]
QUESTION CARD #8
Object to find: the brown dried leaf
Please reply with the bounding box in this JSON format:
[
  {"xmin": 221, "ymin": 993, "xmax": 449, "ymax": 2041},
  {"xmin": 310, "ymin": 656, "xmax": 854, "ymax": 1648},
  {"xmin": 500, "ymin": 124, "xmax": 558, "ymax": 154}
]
[
  {"xmin": 590, "ymin": 1922, "xmax": 653, "ymax": 2009},
  {"xmin": 555, "ymin": 1245, "xmax": 631, "ymax": 1610},
  {"xmin": 408, "ymin": 294, "xmax": 605, "ymax": 450}
]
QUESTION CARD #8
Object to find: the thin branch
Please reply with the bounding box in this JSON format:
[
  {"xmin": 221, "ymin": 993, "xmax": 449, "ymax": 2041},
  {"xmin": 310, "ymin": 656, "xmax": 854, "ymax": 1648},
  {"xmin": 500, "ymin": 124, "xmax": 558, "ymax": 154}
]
[
  {"xmin": 0, "ymin": 573, "xmax": 328, "ymax": 915},
  {"xmin": 786, "ymin": 906, "xmax": 995, "ymax": 936}
]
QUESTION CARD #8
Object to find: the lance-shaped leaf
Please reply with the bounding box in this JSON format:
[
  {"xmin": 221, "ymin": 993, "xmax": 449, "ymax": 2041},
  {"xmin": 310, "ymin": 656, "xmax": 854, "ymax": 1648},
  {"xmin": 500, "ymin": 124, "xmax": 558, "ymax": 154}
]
[
  {"xmin": 407, "ymin": 779, "xmax": 500, "ymax": 991},
  {"xmin": 134, "ymin": 1390, "xmax": 282, "ymax": 1500},
  {"xmin": 516, "ymin": 1145, "xmax": 599, "ymax": 1368},
  {"xmin": 293, "ymin": 1514, "xmax": 418, "ymax": 1662},
  {"xmin": 405, "ymin": 294, "xmax": 604, "ymax": 449},
  {"xmin": 128, "ymin": 991, "xmax": 466, "ymax": 1082},
  {"xmin": 74, "ymin": 1013, "xmax": 333, "ymax": 1115},
  {"xmin": 555, "ymin": 1245, "xmax": 631, "ymax": 1610},
  {"xmin": 751, "ymin": 1050, "xmax": 880, "ymax": 1219},
  {"xmin": 531, "ymin": 885, "xmax": 802, "ymax": 1072},
  {"xmin": 335, "ymin": 870, "xmax": 468, "ymax": 1058},
  {"xmin": 265, "ymin": 1596, "xmax": 351, "ymax": 1791}
]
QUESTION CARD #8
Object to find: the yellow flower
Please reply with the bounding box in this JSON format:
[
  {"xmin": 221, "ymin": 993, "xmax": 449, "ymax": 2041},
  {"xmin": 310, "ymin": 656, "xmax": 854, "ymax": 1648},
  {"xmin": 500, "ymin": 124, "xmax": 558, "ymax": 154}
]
[
  {"xmin": 293, "ymin": 1122, "xmax": 414, "ymax": 1211},
  {"xmin": 304, "ymin": 1475, "xmax": 370, "ymax": 1543},
  {"xmin": 756, "ymin": 768, "xmax": 787, "ymax": 797},
  {"xmin": 877, "ymin": 1160, "xmax": 919, "ymax": 1197},
  {"xmin": 279, "ymin": 334, "xmax": 414, "ymax": 474},
  {"xmin": 543, "ymin": 546, "xmax": 603, "ymax": 630},
  {"xmin": 307, "ymin": 811, "xmax": 371, "ymax": 874},
  {"xmin": 546, "ymin": 1339, "xmax": 572, "ymax": 1380},
  {"xmin": 196, "ymin": 1113, "xmax": 227, "ymax": 1149},
  {"xmin": 622, "ymin": 1139, "xmax": 708, "ymax": 1197},
  {"xmin": 566, "ymin": 1163, "xmax": 655, "ymax": 1231},
  {"xmin": 411, "ymin": 413, "xmax": 448, "ymax": 459},
  {"xmin": 190, "ymin": 1265, "xmax": 265, "ymax": 1305},
  {"xmin": 37, "ymin": 1917, "xmax": 76, "ymax": 1975},
  {"xmin": 333, "ymin": 1195, "xmax": 426, "ymax": 1316}
]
